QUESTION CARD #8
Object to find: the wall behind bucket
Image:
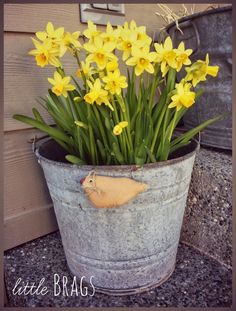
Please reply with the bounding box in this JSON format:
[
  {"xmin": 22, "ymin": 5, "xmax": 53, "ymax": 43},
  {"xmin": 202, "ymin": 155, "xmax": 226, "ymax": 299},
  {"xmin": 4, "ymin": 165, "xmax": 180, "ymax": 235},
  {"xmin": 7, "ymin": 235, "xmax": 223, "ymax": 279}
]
[{"xmin": 167, "ymin": 6, "xmax": 232, "ymax": 150}]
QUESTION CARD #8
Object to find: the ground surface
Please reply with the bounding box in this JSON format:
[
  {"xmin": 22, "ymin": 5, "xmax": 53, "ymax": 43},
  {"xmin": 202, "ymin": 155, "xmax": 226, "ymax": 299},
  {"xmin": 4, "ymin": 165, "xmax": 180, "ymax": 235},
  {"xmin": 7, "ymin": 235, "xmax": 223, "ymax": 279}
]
[
  {"xmin": 4, "ymin": 231, "xmax": 232, "ymax": 308},
  {"xmin": 182, "ymin": 147, "xmax": 232, "ymax": 268}
]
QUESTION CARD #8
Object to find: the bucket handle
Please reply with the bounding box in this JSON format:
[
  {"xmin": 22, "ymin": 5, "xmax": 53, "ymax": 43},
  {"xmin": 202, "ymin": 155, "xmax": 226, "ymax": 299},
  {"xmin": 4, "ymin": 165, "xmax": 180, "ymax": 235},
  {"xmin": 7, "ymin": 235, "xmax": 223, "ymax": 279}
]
[
  {"xmin": 28, "ymin": 134, "xmax": 50, "ymax": 153},
  {"xmin": 171, "ymin": 19, "xmax": 200, "ymax": 55}
]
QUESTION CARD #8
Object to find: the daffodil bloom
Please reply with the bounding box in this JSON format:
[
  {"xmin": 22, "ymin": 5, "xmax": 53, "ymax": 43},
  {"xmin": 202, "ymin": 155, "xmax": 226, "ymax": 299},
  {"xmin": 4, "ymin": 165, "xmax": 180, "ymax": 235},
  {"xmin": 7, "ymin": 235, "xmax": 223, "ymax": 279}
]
[
  {"xmin": 83, "ymin": 21, "xmax": 101, "ymax": 42},
  {"xmin": 113, "ymin": 121, "xmax": 128, "ymax": 135},
  {"xmin": 174, "ymin": 42, "xmax": 192, "ymax": 72},
  {"xmin": 154, "ymin": 36, "xmax": 177, "ymax": 76},
  {"xmin": 102, "ymin": 69, "xmax": 128, "ymax": 95},
  {"xmin": 36, "ymin": 22, "xmax": 64, "ymax": 44},
  {"xmin": 106, "ymin": 60, "xmax": 119, "ymax": 72},
  {"xmin": 84, "ymin": 79, "xmax": 113, "ymax": 110},
  {"xmin": 168, "ymin": 81, "xmax": 196, "ymax": 111},
  {"xmin": 48, "ymin": 71, "xmax": 76, "ymax": 97},
  {"xmin": 185, "ymin": 53, "xmax": 219, "ymax": 87},
  {"xmin": 129, "ymin": 20, "xmax": 152, "ymax": 47},
  {"xmin": 76, "ymin": 61, "xmax": 94, "ymax": 79},
  {"xmin": 101, "ymin": 22, "xmax": 120, "ymax": 44},
  {"xmin": 117, "ymin": 23, "xmax": 142, "ymax": 61},
  {"xmin": 60, "ymin": 31, "xmax": 81, "ymax": 57},
  {"xmin": 126, "ymin": 46, "xmax": 156, "ymax": 76},
  {"xmin": 83, "ymin": 36, "xmax": 117, "ymax": 70},
  {"xmin": 29, "ymin": 38, "xmax": 61, "ymax": 67}
]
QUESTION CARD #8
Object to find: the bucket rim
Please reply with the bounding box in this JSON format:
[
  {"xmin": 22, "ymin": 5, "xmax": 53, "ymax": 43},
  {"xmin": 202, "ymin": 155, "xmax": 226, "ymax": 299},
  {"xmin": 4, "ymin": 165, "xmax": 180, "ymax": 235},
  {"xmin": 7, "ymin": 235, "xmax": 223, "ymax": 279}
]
[
  {"xmin": 35, "ymin": 138, "xmax": 199, "ymax": 171},
  {"xmin": 166, "ymin": 5, "xmax": 232, "ymax": 32}
]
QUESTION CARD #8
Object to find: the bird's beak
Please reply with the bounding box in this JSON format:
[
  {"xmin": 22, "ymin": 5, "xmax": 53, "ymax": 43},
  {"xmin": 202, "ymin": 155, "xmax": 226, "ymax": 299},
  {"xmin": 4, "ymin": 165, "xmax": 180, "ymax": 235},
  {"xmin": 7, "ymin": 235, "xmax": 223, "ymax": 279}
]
[{"xmin": 80, "ymin": 177, "xmax": 85, "ymax": 184}]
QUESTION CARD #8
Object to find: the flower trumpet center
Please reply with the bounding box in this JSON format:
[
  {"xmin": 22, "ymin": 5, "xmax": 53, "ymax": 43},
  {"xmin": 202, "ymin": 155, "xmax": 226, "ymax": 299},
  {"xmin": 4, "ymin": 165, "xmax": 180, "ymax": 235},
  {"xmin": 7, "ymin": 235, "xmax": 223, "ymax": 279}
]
[
  {"xmin": 96, "ymin": 53, "xmax": 104, "ymax": 60},
  {"xmin": 53, "ymin": 84, "xmax": 64, "ymax": 96},
  {"xmin": 36, "ymin": 53, "xmax": 48, "ymax": 66},
  {"xmin": 139, "ymin": 58, "xmax": 146, "ymax": 66}
]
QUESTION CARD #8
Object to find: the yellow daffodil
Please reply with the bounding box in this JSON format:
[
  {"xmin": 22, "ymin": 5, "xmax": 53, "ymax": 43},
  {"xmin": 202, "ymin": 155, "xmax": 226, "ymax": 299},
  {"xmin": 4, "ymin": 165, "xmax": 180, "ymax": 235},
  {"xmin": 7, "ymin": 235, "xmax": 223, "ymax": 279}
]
[
  {"xmin": 113, "ymin": 121, "xmax": 128, "ymax": 135},
  {"xmin": 174, "ymin": 42, "xmax": 192, "ymax": 72},
  {"xmin": 185, "ymin": 53, "xmax": 219, "ymax": 87},
  {"xmin": 168, "ymin": 81, "xmax": 195, "ymax": 111},
  {"xmin": 29, "ymin": 38, "xmax": 61, "ymax": 67},
  {"xmin": 129, "ymin": 20, "xmax": 152, "ymax": 47},
  {"xmin": 36, "ymin": 22, "xmax": 64, "ymax": 44},
  {"xmin": 83, "ymin": 21, "xmax": 101, "ymax": 42},
  {"xmin": 76, "ymin": 60, "xmax": 95, "ymax": 78},
  {"xmin": 154, "ymin": 36, "xmax": 177, "ymax": 76},
  {"xmin": 60, "ymin": 31, "xmax": 81, "ymax": 57},
  {"xmin": 106, "ymin": 60, "xmax": 119, "ymax": 72},
  {"xmin": 84, "ymin": 79, "xmax": 113, "ymax": 110},
  {"xmin": 117, "ymin": 22, "xmax": 142, "ymax": 61},
  {"xmin": 126, "ymin": 46, "xmax": 156, "ymax": 76},
  {"xmin": 84, "ymin": 36, "xmax": 117, "ymax": 70},
  {"xmin": 101, "ymin": 22, "xmax": 120, "ymax": 44},
  {"xmin": 48, "ymin": 71, "xmax": 76, "ymax": 97},
  {"xmin": 102, "ymin": 69, "xmax": 128, "ymax": 95}
]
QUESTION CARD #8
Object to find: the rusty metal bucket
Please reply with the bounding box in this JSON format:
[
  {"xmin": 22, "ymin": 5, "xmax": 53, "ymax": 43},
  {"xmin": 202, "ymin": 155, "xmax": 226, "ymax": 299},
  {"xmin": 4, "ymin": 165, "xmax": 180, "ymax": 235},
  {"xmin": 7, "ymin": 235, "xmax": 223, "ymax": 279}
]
[
  {"xmin": 166, "ymin": 6, "xmax": 232, "ymax": 150},
  {"xmin": 36, "ymin": 139, "xmax": 198, "ymax": 295}
]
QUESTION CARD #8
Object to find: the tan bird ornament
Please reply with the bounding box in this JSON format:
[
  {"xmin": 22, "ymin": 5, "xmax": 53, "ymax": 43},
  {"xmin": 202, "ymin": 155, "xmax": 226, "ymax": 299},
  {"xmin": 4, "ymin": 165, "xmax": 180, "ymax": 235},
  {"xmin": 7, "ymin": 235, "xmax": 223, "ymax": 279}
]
[{"xmin": 80, "ymin": 172, "xmax": 148, "ymax": 208}]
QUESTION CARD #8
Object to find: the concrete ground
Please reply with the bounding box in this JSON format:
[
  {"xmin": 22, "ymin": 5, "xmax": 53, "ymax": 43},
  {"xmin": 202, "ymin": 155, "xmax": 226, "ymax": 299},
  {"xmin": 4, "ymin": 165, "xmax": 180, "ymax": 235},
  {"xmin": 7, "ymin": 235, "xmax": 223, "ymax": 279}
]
[{"xmin": 4, "ymin": 231, "xmax": 232, "ymax": 307}]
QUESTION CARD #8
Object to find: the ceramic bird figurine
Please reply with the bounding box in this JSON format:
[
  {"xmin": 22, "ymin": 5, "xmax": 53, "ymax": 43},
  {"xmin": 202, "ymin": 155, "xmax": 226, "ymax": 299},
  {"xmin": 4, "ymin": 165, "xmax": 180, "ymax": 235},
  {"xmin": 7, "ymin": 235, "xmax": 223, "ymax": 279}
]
[{"xmin": 80, "ymin": 172, "xmax": 148, "ymax": 208}]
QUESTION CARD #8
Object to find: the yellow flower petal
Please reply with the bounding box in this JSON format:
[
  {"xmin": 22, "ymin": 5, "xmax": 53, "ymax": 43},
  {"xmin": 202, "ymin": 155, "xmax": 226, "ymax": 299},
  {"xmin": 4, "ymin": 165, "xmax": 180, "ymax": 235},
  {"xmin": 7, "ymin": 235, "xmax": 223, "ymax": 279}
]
[
  {"xmin": 164, "ymin": 36, "xmax": 173, "ymax": 50},
  {"xmin": 206, "ymin": 66, "xmax": 219, "ymax": 77}
]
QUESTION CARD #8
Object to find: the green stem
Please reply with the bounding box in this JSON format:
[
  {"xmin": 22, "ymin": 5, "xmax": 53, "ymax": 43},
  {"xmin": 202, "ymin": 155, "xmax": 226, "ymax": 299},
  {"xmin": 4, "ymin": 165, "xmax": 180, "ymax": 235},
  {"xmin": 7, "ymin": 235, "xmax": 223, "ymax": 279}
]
[
  {"xmin": 168, "ymin": 109, "xmax": 178, "ymax": 141},
  {"xmin": 74, "ymin": 50, "xmax": 86, "ymax": 86},
  {"xmin": 150, "ymin": 105, "xmax": 167, "ymax": 153},
  {"xmin": 92, "ymin": 105, "xmax": 109, "ymax": 151},
  {"xmin": 112, "ymin": 97, "xmax": 128, "ymax": 161},
  {"xmin": 87, "ymin": 104, "xmax": 96, "ymax": 164},
  {"xmin": 148, "ymin": 65, "xmax": 160, "ymax": 111},
  {"xmin": 117, "ymin": 94, "xmax": 133, "ymax": 153}
]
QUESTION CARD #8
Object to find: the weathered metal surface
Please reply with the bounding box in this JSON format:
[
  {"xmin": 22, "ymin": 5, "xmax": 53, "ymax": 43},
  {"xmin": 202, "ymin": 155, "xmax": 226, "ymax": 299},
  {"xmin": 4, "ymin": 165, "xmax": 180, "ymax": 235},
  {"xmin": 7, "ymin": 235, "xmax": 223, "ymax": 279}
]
[
  {"xmin": 36, "ymin": 139, "xmax": 198, "ymax": 295},
  {"xmin": 167, "ymin": 6, "xmax": 232, "ymax": 150}
]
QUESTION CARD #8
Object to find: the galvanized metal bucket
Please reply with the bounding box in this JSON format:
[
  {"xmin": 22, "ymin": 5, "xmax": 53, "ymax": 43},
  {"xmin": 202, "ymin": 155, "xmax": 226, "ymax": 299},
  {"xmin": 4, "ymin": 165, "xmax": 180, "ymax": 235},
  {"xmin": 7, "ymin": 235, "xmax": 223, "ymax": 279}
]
[
  {"xmin": 36, "ymin": 139, "xmax": 199, "ymax": 295},
  {"xmin": 166, "ymin": 6, "xmax": 232, "ymax": 150}
]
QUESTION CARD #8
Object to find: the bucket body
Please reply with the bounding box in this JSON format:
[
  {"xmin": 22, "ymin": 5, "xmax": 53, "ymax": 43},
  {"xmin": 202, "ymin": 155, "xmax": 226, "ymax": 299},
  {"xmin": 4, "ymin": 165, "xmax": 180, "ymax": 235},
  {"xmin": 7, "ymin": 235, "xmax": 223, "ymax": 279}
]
[
  {"xmin": 167, "ymin": 6, "xmax": 232, "ymax": 150},
  {"xmin": 36, "ymin": 139, "xmax": 198, "ymax": 295}
]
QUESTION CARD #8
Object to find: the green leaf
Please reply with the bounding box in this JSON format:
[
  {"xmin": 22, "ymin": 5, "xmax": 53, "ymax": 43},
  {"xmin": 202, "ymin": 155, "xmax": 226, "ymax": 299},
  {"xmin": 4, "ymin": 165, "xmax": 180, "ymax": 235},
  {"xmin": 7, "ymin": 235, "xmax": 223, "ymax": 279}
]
[
  {"xmin": 171, "ymin": 113, "xmax": 226, "ymax": 148},
  {"xmin": 13, "ymin": 114, "xmax": 72, "ymax": 145},
  {"xmin": 65, "ymin": 154, "xmax": 85, "ymax": 165},
  {"xmin": 112, "ymin": 142, "xmax": 125, "ymax": 164},
  {"xmin": 144, "ymin": 145, "xmax": 156, "ymax": 163},
  {"xmin": 32, "ymin": 108, "xmax": 45, "ymax": 123},
  {"xmin": 97, "ymin": 139, "xmax": 106, "ymax": 163},
  {"xmin": 169, "ymin": 141, "xmax": 191, "ymax": 155}
]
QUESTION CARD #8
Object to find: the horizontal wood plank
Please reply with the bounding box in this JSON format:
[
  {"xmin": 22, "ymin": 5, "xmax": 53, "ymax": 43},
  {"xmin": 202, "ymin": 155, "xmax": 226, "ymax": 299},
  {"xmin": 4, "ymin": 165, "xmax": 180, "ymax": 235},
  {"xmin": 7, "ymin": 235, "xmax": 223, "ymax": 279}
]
[
  {"xmin": 4, "ymin": 3, "xmax": 82, "ymax": 33},
  {"xmin": 4, "ymin": 205, "xmax": 58, "ymax": 250},
  {"xmin": 4, "ymin": 129, "xmax": 52, "ymax": 218},
  {"xmin": 4, "ymin": 3, "xmax": 212, "ymax": 34},
  {"xmin": 4, "ymin": 33, "xmax": 80, "ymax": 132}
]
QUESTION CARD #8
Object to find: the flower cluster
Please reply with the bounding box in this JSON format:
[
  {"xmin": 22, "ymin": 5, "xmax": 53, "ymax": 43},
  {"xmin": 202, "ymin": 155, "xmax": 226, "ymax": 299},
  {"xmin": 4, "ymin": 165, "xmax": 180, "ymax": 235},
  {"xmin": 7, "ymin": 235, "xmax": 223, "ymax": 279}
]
[
  {"xmin": 15, "ymin": 20, "xmax": 221, "ymax": 165},
  {"xmin": 29, "ymin": 21, "xmax": 219, "ymax": 113}
]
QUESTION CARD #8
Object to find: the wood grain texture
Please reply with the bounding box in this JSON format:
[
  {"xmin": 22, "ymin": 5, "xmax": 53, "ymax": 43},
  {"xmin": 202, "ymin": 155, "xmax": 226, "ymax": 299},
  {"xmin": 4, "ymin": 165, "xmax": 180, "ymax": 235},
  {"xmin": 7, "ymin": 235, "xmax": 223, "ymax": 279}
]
[
  {"xmin": 4, "ymin": 129, "xmax": 52, "ymax": 218},
  {"xmin": 4, "ymin": 3, "xmax": 81, "ymax": 33},
  {"xmin": 4, "ymin": 205, "xmax": 58, "ymax": 250},
  {"xmin": 4, "ymin": 3, "xmax": 212, "ymax": 34},
  {"xmin": 4, "ymin": 33, "xmax": 78, "ymax": 132}
]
